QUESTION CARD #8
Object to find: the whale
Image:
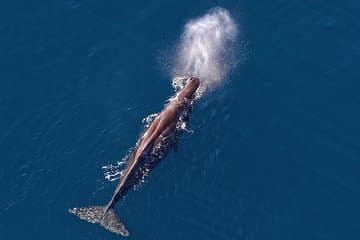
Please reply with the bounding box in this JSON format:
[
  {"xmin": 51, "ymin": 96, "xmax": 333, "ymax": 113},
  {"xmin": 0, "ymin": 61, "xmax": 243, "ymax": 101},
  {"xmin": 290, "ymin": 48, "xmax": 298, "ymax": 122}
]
[{"xmin": 69, "ymin": 77, "xmax": 200, "ymax": 237}]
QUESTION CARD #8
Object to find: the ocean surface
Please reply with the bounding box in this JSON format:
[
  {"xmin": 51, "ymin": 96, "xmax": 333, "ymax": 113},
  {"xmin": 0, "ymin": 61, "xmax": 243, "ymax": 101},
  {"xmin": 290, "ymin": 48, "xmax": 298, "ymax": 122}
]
[{"xmin": 1, "ymin": 1, "xmax": 360, "ymax": 239}]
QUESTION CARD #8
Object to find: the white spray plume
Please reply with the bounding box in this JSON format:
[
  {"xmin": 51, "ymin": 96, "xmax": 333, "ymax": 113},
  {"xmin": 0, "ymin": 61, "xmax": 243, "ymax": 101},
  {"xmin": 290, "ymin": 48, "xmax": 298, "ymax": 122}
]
[{"xmin": 173, "ymin": 7, "xmax": 238, "ymax": 94}]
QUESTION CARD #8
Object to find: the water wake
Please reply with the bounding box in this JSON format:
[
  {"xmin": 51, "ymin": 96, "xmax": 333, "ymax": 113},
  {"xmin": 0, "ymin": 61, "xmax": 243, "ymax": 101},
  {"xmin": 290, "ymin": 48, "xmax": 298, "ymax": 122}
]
[
  {"xmin": 172, "ymin": 7, "xmax": 238, "ymax": 95},
  {"xmin": 102, "ymin": 158, "xmax": 127, "ymax": 182}
]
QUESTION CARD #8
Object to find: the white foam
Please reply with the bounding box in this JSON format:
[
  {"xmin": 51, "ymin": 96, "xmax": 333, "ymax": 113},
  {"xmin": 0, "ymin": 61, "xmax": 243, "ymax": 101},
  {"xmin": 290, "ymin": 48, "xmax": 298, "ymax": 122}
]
[{"xmin": 102, "ymin": 159, "xmax": 127, "ymax": 182}]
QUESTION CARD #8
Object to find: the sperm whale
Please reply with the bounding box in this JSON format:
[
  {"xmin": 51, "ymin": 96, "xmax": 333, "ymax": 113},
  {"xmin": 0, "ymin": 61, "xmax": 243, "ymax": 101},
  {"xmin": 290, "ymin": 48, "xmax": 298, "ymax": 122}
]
[{"xmin": 69, "ymin": 77, "xmax": 200, "ymax": 236}]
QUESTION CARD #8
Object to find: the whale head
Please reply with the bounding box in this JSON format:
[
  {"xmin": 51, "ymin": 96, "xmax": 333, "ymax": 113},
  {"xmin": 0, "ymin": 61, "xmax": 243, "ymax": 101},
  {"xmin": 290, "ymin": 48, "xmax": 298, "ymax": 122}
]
[{"xmin": 177, "ymin": 77, "xmax": 200, "ymax": 101}]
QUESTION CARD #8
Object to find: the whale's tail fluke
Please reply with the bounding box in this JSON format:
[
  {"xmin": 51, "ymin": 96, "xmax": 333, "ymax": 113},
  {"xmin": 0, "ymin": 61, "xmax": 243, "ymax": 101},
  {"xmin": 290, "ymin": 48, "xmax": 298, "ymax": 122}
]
[{"xmin": 69, "ymin": 206, "xmax": 129, "ymax": 237}]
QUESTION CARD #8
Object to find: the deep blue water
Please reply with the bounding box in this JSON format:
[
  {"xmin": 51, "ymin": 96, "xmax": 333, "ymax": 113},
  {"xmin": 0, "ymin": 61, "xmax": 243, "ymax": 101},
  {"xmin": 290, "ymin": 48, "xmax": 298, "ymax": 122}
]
[{"xmin": 1, "ymin": 1, "xmax": 360, "ymax": 239}]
